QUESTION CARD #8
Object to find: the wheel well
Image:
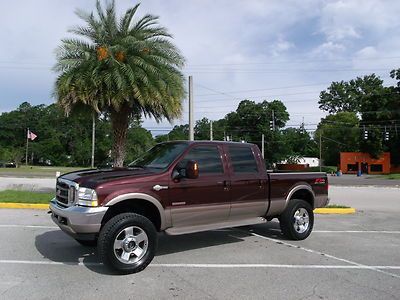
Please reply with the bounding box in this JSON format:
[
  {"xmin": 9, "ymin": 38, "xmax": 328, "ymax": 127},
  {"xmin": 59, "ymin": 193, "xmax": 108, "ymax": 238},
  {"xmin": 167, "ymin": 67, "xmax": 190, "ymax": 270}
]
[
  {"xmin": 101, "ymin": 199, "xmax": 162, "ymax": 231},
  {"xmin": 290, "ymin": 189, "xmax": 314, "ymax": 208}
]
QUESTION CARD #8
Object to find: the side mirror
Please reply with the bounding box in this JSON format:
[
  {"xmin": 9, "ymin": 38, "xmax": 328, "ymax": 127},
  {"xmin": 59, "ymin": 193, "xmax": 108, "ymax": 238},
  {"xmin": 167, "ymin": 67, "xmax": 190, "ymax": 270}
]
[{"xmin": 185, "ymin": 160, "xmax": 199, "ymax": 179}]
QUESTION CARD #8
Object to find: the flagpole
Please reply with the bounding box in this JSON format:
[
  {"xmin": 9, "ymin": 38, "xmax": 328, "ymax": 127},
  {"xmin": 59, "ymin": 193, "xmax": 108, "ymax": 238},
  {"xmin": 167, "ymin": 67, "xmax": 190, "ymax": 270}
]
[{"xmin": 26, "ymin": 128, "xmax": 29, "ymax": 166}]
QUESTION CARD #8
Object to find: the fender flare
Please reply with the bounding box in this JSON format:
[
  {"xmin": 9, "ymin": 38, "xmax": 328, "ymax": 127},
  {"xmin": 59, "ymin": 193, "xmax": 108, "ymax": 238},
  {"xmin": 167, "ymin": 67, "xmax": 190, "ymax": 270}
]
[
  {"xmin": 285, "ymin": 184, "xmax": 315, "ymax": 208},
  {"xmin": 105, "ymin": 193, "xmax": 167, "ymax": 230}
]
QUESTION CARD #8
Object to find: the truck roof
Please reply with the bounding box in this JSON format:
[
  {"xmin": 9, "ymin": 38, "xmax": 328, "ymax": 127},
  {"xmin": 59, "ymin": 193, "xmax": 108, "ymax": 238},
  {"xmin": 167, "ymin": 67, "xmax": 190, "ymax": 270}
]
[{"xmin": 159, "ymin": 140, "xmax": 256, "ymax": 146}]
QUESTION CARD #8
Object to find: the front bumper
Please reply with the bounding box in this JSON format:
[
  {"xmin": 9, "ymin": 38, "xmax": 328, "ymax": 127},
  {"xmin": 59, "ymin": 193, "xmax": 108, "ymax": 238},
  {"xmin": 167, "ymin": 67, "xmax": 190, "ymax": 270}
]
[{"xmin": 49, "ymin": 199, "xmax": 108, "ymax": 240}]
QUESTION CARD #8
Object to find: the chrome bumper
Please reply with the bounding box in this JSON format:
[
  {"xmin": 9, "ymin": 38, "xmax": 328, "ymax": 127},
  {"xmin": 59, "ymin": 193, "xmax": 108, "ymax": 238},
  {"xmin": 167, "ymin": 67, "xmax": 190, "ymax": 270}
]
[{"xmin": 49, "ymin": 199, "xmax": 108, "ymax": 237}]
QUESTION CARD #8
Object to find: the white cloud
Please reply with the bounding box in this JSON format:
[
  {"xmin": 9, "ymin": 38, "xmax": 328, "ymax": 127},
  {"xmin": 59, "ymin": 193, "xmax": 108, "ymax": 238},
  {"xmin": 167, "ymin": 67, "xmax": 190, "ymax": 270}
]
[
  {"xmin": 270, "ymin": 36, "xmax": 295, "ymax": 57},
  {"xmin": 311, "ymin": 41, "xmax": 345, "ymax": 58}
]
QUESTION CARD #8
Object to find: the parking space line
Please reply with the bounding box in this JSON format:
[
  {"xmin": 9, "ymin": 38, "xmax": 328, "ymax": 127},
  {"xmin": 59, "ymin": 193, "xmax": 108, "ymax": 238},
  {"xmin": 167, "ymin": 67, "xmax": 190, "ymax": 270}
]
[
  {"xmin": 241, "ymin": 229, "xmax": 400, "ymax": 279},
  {"xmin": 314, "ymin": 230, "xmax": 400, "ymax": 234},
  {"xmin": 0, "ymin": 260, "xmax": 400, "ymax": 270}
]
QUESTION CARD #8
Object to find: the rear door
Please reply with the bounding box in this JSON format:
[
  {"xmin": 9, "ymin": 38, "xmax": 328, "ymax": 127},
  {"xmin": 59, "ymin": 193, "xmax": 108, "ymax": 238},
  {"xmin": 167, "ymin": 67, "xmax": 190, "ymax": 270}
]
[
  {"xmin": 169, "ymin": 144, "xmax": 231, "ymax": 227},
  {"xmin": 225, "ymin": 144, "xmax": 268, "ymax": 220}
]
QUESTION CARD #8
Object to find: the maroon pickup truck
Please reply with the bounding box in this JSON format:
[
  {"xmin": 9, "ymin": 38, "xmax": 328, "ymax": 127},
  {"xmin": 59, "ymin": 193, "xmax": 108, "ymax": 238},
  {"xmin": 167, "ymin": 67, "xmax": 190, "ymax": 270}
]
[{"xmin": 50, "ymin": 141, "xmax": 328, "ymax": 273}]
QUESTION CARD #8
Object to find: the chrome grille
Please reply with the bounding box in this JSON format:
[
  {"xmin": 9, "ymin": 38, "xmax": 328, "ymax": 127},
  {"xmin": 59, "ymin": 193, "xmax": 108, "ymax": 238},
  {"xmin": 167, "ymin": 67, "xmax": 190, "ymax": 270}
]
[{"xmin": 56, "ymin": 179, "xmax": 78, "ymax": 207}]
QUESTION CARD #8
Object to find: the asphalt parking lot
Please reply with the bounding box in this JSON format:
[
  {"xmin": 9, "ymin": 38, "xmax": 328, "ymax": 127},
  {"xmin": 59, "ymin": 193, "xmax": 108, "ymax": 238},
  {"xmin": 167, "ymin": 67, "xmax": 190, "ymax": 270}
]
[{"xmin": 0, "ymin": 200, "xmax": 400, "ymax": 300}]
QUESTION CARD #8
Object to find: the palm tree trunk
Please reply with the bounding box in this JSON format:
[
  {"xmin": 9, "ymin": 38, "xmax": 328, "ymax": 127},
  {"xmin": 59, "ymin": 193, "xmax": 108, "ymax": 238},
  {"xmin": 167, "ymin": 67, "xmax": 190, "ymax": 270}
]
[{"xmin": 111, "ymin": 105, "xmax": 130, "ymax": 167}]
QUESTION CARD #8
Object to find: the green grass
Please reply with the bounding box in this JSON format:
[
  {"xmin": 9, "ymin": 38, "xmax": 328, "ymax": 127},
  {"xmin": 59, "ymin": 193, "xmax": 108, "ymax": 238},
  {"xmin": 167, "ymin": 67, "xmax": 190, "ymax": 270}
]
[
  {"xmin": 383, "ymin": 174, "xmax": 400, "ymax": 180},
  {"xmin": 368, "ymin": 173, "xmax": 400, "ymax": 180},
  {"xmin": 325, "ymin": 204, "xmax": 351, "ymax": 209},
  {"xmin": 0, "ymin": 165, "xmax": 87, "ymax": 177},
  {"xmin": 0, "ymin": 190, "xmax": 54, "ymax": 204}
]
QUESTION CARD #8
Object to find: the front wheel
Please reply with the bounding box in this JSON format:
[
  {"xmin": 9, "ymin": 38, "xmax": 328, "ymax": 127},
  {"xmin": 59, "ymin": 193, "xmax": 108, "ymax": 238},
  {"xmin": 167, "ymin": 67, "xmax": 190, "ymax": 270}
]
[
  {"xmin": 98, "ymin": 213, "xmax": 157, "ymax": 274},
  {"xmin": 279, "ymin": 199, "xmax": 314, "ymax": 240}
]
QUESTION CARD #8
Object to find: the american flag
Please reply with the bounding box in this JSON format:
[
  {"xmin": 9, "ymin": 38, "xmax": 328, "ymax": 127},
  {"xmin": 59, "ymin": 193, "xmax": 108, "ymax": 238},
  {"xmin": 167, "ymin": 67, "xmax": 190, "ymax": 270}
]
[{"xmin": 27, "ymin": 130, "xmax": 37, "ymax": 141}]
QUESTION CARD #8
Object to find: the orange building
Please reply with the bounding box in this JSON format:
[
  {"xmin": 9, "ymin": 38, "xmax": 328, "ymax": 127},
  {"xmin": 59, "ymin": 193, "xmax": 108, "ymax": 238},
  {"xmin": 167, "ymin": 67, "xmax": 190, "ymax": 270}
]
[{"xmin": 340, "ymin": 152, "xmax": 391, "ymax": 175}]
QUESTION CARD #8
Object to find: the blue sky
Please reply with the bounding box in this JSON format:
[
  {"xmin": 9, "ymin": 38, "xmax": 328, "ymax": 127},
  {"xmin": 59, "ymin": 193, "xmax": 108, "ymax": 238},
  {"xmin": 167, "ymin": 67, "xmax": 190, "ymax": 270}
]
[{"xmin": 0, "ymin": 0, "xmax": 399, "ymax": 135}]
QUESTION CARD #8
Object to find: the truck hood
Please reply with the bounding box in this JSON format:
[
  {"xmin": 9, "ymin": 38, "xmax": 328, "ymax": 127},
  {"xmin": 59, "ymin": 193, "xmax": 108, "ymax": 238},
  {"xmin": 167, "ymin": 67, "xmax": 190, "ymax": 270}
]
[{"xmin": 60, "ymin": 168, "xmax": 157, "ymax": 188}]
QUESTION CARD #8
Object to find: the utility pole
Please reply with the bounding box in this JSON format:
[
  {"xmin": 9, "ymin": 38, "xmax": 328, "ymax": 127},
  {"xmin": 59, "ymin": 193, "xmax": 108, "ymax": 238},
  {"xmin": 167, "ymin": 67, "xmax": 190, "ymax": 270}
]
[
  {"xmin": 319, "ymin": 130, "xmax": 322, "ymax": 172},
  {"xmin": 261, "ymin": 133, "xmax": 265, "ymax": 159},
  {"xmin": 188, "ymin": 75, "xmax": 194, "ymax": 141},
  {"xmin": 210, "ymin": 120, "xmax": 213, "ymax": 141},
  {"xmin": 25, "ymin": 128, "xmax": 29, "ymax": 166},
  {"xmin": 91, "ymin": 113, "xmax": 96, "ymax": 168}
]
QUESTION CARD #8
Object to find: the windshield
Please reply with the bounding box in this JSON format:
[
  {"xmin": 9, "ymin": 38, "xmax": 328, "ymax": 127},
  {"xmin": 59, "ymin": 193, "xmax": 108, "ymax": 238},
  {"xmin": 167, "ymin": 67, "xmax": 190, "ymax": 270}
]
[{"xmin": 128, "ymin": 142, "xmax": 188, "ymax": 171}]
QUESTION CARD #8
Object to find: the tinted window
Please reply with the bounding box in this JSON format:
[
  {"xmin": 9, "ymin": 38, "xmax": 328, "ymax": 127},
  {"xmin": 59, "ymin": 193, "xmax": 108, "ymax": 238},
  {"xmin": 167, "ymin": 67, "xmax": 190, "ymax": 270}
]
[
  {"xmin": 129, "ymin": 142, "xmax": 188, "ymax": 170},
  {"xmin": 178, "ymin": 146, "xmax": 224, "ymax": 174},
  {"xmin": 370, "ymin": 164, "xmax": 383, "ymax": 172},
  {"xmin": 229, "ymin": 146, "xmax": 258, "ymax": 173},
  {"xmin": 347, "ymin": 164, "xmax": 358, "ymax": 171}
]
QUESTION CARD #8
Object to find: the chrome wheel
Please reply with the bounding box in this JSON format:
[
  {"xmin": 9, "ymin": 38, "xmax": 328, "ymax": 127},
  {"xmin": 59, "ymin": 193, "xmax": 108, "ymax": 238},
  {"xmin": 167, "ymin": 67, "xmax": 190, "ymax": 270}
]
[
  {"xmin": 293, "ymin": 208, "xmax": 309, "ymax": 234},
  {"xmin": 113, "ymin": 226, "xmax": 148, "ymax": 264}
]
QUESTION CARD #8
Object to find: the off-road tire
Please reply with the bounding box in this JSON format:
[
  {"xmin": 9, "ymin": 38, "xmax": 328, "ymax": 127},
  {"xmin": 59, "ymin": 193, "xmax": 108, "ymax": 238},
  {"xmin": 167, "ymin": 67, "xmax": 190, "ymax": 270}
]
[
  {"xmin": 98, "ymin": 213, "xmax": 157, "ymax": 274},
  {"xmin": 279, "ymin": 199, "xmax": 314, "ymax": 240}
]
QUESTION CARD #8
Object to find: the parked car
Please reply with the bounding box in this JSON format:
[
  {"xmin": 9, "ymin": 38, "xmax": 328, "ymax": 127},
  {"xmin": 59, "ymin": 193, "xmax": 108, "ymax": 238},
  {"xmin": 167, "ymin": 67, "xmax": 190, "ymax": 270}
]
[
  {"xmin": 0, "ymin": 161, "xmax": 16, "ymax": 168},
  {"xmin": 50, "ymin": 141, "xmax": 329, "ymax": 273}
]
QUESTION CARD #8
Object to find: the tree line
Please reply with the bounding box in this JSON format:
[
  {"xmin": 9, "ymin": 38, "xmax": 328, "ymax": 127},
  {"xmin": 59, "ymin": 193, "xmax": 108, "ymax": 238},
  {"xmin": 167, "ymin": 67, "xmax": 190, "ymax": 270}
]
[{"xmin": 315, "ymin": 70, "xmax": 400, "ymax": 166}]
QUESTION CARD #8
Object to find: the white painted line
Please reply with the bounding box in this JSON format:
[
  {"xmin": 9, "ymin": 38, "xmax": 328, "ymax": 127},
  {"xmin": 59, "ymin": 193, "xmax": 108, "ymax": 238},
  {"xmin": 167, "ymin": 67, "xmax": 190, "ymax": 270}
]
[
  {"xmin": 0, "ymin": 260, "xmax": 400, "ymax": 270},
  {"xmin": 0, "ymin": 225, "xmax": 57, "ymax": 229},
  {"xmin": 314, "ymin": 230, "xmax": 400, "ymax": 234},
  {"xmin": 150, "ymin": 264, "xmax": 400, "ymax": 269},
  {"xmin": 243, "ymin": 229, "xmax": 400, "ymax": 279}
]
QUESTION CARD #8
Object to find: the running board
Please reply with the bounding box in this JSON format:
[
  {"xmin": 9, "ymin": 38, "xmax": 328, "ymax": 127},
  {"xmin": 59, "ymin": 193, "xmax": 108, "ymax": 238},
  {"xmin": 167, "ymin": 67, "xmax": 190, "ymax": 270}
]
[{"xmin": 165, "ymin": 217, "xmax": 267, "ymax": 235}]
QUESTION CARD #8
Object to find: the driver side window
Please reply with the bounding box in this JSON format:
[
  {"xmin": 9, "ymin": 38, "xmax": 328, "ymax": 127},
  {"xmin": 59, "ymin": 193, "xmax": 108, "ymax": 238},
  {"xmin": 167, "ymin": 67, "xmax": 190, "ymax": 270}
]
[{"xmin": 177, "ymin": 145, "xmax": 224, "ymax": 175}]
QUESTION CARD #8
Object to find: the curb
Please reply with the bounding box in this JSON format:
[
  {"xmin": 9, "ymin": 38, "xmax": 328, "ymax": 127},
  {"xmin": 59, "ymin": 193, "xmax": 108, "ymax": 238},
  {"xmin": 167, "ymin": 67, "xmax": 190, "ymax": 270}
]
[
  {"xmin": 0, "ymin": 203, "xmax": 49, "ymax": 210},
  {"xmin": 314, "ymin": 208, "xmax": 356, "ymax": 214}
]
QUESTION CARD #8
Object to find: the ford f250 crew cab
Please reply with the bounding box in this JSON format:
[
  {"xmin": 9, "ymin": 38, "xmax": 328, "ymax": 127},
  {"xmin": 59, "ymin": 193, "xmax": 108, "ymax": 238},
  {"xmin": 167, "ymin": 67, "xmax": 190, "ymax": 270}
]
[{"xmin": 50, "ymin": 141, "xmax": 328, "ymax": 273}]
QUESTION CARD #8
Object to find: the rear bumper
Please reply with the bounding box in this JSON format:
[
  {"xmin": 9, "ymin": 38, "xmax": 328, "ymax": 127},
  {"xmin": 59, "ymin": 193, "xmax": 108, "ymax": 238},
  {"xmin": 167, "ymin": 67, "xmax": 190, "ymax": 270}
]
[
  {"xmin": 315, "ymin": 194, "xmax": 329, "ymax": 208},
  {"xmin": 49, "ymin": 199, "xmax": 108, "ymax": 240}
]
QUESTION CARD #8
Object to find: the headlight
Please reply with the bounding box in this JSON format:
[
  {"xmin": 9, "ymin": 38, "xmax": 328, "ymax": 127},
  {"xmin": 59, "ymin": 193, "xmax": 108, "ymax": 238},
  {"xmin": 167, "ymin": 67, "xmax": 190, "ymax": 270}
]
[{"xmin": 77, "ymin": 187, "xmax": 98, "ymax": 207}]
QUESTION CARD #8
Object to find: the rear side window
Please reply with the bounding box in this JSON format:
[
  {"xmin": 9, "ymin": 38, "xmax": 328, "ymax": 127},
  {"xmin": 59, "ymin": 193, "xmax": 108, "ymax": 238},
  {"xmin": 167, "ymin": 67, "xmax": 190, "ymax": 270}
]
[
  {"xmin": 228, "ymin": 146, "xmax": 258, "ymax": 173},
  {"xmin": 179, "ymin": 145, "xmax": 224, "ymax": 174}
]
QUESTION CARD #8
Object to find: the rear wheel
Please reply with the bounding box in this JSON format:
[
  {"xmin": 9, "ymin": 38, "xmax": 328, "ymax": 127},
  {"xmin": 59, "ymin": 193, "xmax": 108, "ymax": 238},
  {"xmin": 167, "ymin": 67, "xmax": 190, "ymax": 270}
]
[
  {"xmin": 279, "ymin": 199, "xmax": 314, "ymax": 240},
  {"xmin": 98, "ymin": 213, "xmax": 157, "ymax": 274}
]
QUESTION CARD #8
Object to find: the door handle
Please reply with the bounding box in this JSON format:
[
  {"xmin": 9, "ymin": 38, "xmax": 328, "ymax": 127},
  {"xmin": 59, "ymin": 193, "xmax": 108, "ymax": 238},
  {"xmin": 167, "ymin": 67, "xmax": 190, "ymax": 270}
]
[
  {"xmin": 152, "ymin": 184, "xmax": 169, "ymax": 191},
  {"xmin": 217, "ymin": 180, "xmax": 231, "ymax": 190}
]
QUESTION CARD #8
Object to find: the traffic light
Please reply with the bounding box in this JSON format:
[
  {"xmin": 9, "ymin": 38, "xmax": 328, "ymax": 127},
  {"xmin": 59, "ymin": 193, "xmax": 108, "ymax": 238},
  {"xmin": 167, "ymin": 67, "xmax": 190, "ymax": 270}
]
[
  {"xmin": 364, "ymin": 130, "xmax": 368, "ymax": 140},
  {"xmin": 269, "ymin": 120, "xmax": 274, "ymax": 130},
  {"xmin": 384, "ymin": 131, "xmax": 390, "ymax": 141}
]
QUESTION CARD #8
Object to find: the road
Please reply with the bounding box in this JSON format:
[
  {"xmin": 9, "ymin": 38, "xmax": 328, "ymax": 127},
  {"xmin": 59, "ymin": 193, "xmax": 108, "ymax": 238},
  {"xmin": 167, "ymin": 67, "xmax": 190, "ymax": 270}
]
[
  {"xmin": 0, "ymin": 186, "xmax": 399, "ymax": 299},
  {"xmin": 0, "ymin": 177, "xmax": 55, "ymax": 193}
]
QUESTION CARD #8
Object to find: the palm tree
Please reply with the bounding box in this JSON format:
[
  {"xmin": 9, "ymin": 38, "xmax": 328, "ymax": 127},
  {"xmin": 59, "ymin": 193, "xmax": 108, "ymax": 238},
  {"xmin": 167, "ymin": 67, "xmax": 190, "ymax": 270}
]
[{"xmin": 54, "ymin": 0, "xmax": 185, "ymax": 167}]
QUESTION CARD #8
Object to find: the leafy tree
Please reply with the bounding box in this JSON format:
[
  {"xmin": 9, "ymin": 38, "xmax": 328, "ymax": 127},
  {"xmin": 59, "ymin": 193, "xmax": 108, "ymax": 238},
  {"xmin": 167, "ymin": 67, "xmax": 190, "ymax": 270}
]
[
  {"xmin": 318, "ymin": 74, "xmax": 384, "ymax": 114},
  {"xmin": 224, "ymin": 99, "xmax": 289, "ymax": 165},
  {"xmin": 281, "ymin": 128, "xmax": 318, "ymax": 158},
  {"xmin": 125, "ymin": 126, "xmax": 155, "ymax": 162},
  {"xmin": 194, "ymin": 117, "xmax": 211, "ymax": 140},
  {"xmin": 315, "ymin": 112, "xmax": 360, "ymax": 166},
  {"xmin": 54, "ymin": 1, "xmax": 185, "ymax": 167},
  {"xmin": 155, "ymin": 124, "xmax": 188, "ymax": 142}
]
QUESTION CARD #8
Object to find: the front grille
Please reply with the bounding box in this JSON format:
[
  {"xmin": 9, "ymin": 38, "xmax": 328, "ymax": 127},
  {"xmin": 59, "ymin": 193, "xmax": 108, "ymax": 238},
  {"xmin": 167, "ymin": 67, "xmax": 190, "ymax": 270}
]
[{"xmin": 56, "ymin": 179, "xmax": 77, "ymax": 207}]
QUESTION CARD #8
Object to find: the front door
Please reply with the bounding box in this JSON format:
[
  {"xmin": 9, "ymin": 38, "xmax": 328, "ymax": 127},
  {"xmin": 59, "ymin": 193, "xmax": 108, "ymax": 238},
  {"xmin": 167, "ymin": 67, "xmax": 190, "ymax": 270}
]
[{"xmin": 169, "ymin": 144, "xmax": 230, "ymax": 227}]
